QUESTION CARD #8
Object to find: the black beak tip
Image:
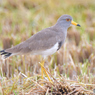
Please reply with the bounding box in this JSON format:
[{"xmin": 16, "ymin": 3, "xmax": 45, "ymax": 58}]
[{"xmin": 77, "ymin": 24, "xmax": 81, "ymax": 27}]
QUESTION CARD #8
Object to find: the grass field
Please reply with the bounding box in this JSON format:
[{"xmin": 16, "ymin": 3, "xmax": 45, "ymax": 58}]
[{"xmin": 0, "ymin": 0, "xmax": 95, "ymax": 94}]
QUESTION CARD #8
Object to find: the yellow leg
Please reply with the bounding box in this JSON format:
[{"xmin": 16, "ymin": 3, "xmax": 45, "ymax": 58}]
[
  {"xmin": 41, "ymin": 59, "xmax": 44, "ymax": 80},
  {"xmin": 40, "ymin": 59, "xmax": 52, "ymax": 83}
]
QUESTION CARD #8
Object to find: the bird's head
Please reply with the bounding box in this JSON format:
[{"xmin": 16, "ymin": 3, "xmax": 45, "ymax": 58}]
[{"xmin": 57, "ymin": 14, "xmax": 80, "ymax": 28}]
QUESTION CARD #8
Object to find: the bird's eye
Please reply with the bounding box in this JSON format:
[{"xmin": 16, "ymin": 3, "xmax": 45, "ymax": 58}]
[{"xmin": 66, "ymin": 19, "xmax": 70, "ymax": 22}]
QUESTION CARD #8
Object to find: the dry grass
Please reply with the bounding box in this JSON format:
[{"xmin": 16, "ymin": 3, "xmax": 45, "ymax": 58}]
[{"xmin": 0, "ymin": 0, "xmax": 95, "ymax": 94}]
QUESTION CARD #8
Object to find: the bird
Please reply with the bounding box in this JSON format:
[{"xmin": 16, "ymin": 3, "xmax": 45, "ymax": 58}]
[{"xmin": 0, "ymin": 14, "xmax": 80, "ymax": 82}]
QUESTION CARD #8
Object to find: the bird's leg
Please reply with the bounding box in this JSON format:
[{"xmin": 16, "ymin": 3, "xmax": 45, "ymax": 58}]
[
  {"xmin": 40, "ymin": 58, "xmax": 52, "ymax": 83},
  {"xmin": 41, "ymin": 58, "xmax": 44, "ymax": 80}
]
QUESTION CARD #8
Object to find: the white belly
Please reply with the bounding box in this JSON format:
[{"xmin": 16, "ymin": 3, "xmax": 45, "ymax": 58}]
[{"xmin": 32, "ymin": 42, "xmax": 58, "ymax": 56}]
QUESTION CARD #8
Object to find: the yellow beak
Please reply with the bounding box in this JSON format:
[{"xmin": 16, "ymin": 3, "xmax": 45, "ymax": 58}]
[{"xmin": 71, "ymin": 21, "xmax": 81, "ymax": 27}]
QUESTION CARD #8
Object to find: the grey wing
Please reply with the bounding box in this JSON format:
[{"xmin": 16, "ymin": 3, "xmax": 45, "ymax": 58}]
[
  {"xmin": 5, "ymin": 28, "xmax": 61, "ymax": 54},
  {"xmin": 28, "ymin": 28, "xmax": 60, "ymax": 52},
  {"xmin": 5, "ymin": 41, "xmax": 30, "ymax": 54}
]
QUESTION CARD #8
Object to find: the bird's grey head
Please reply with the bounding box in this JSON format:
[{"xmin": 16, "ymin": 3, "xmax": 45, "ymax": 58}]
[{"xmin": 56, "ymin": 14, "xmax": 80, "ymax": 29}]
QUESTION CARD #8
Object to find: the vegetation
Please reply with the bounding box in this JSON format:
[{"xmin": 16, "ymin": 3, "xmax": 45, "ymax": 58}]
[{"xmin": 0, "ymin": 0, "xmax": 95, "ymax": 94}]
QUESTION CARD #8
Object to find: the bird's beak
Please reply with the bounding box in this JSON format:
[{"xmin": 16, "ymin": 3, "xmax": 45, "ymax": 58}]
[{"xmin": 71, "ymin": 21, "xmax": 81, "ymax": 27}]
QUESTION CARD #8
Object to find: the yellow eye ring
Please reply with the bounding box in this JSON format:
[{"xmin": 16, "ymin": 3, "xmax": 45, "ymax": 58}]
[{"xmin": 66, "ymin": 19, "xmax": 70, "ymax": 22}]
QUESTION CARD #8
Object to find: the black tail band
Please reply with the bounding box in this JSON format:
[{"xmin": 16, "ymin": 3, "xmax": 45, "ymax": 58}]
[{"xmin": 0, "ymin": 50, "xmax": 12, "ymax": 59}]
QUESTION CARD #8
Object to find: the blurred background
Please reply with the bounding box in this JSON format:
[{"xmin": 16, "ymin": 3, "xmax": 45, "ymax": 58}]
[{"xmin": 0, "ymin": 0, "xmax": 95, "ymax": 93}]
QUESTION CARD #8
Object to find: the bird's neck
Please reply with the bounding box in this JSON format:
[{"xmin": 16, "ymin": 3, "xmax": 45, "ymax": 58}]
[
  {"xmin": 52, "ymin": 24, "xmax": 68, "ymax": 42},
  {"xmin": 53, "ymin": 23, "xmax": 69, "ymax": 31},
  {"xmin": 52, "ymin": 23, "xmax": 68, "ymax": 33}
]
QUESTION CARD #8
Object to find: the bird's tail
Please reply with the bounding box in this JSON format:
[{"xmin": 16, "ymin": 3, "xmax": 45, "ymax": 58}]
[{"xmin": 0, "ymin": 50, "xmax": 12, "ymax": 59}]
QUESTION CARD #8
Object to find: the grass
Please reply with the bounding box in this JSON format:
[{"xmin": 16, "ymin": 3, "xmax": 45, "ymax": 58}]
[{"xmin": 0, "ymin": 0, "xmax": 95, "ymax": 94}]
